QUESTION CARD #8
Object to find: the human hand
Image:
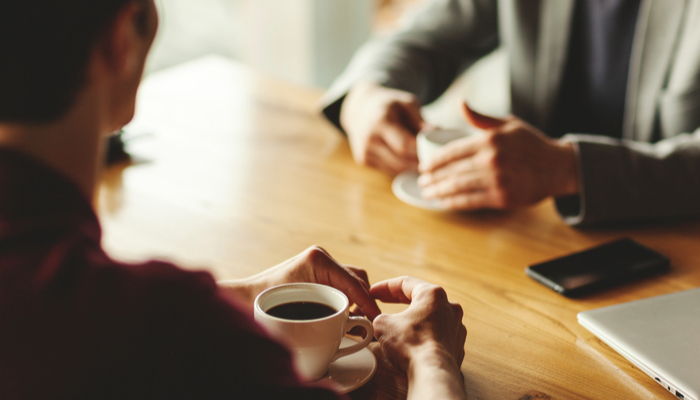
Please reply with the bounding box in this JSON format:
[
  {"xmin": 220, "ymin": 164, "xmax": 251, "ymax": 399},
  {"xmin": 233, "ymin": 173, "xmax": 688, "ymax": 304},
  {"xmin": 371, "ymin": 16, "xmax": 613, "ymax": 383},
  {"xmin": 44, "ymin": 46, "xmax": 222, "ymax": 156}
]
[
  {"xmin": 219, "ymin": 246, "xmax": 381, "ymax": 321},
  {"xmin": 370, "ymin": 277, "xmax": 466, "ymax": 373},
  {"xmin": 340, "ymin": 81, "xmax": 427, "ymax": 175},
  {"xmin": 417, "ymin": 102, "xmax": 579, "ymax": 210}
]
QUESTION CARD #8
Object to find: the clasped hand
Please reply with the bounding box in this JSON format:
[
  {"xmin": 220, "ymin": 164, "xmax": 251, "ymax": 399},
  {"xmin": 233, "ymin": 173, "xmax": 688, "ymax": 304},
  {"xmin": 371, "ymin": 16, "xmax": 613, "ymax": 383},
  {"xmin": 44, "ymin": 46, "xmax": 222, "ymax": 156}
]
[
  {"xmin": 219, "ymin": 246, "xmax": 466, "ymax": 374},
  {"xmin": 341, "ymin": 82, "xmax": 425, "ymax": 175},
  {"xmin": 218, "ymin": 246, "xmax": 381, "ymax": 320}
]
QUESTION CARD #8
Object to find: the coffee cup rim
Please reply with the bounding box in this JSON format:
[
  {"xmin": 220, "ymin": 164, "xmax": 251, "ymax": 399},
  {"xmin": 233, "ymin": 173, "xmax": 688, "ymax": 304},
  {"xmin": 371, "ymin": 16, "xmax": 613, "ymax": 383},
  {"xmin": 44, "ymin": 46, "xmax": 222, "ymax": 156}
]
[{"xmin": 254, "ymin": 283, "xmax": 348, "ymax": 323}]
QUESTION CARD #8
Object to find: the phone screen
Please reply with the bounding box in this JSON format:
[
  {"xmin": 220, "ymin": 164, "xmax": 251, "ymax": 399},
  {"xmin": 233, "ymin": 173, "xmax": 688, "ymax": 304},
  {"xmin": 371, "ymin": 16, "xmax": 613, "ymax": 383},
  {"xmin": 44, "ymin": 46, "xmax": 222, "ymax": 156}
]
[{"xmin": 526, "ymin": 238, "xmax": 669, "ymax": 297}]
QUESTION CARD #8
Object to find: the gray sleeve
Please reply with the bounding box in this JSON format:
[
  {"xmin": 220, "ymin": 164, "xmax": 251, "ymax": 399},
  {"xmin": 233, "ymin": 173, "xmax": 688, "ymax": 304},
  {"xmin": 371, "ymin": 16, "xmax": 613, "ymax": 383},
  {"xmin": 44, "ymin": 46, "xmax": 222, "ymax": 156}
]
[
  {"xmin": 321, "ymin": 0, "xmax": 500, "ymax": 130},
  {"xmin": 555, "ymin": 131, "xmax": 700, "ymax": 226}
]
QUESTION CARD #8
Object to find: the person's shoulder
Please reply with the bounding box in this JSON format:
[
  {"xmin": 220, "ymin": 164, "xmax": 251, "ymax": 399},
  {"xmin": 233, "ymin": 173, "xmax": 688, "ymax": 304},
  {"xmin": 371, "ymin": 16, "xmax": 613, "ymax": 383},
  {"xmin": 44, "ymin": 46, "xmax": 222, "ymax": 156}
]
[
  {"xmin": 112, "ymin": 258, "xmax": 219, "ymax": 300},
  {"xmin": 90, "ymin": 257, "xmax": 253, "ymax": 330},
  {"xmin": 105, "ymin": 260, "xmax": 342, "ymax": 398}
]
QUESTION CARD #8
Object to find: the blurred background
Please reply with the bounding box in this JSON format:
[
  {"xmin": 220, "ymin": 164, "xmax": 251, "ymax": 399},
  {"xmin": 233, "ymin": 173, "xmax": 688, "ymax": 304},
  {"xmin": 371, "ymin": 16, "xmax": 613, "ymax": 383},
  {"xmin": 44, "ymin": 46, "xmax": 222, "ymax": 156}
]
[{"xmin": 145, "ymin": 0, "xmax": 508, "ymax": 127}]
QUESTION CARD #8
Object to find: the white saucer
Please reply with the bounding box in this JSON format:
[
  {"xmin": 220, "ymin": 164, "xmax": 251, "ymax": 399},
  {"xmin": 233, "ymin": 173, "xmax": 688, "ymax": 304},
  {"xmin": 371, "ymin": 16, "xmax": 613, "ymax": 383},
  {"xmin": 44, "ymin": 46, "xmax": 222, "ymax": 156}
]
[
  {"xmin": 321, "ymin": 337, "xmax": 377, "ymax": 394},
  {"xmin": 392, "ymin": 171, "xmax": 446, "ymax": 211}
]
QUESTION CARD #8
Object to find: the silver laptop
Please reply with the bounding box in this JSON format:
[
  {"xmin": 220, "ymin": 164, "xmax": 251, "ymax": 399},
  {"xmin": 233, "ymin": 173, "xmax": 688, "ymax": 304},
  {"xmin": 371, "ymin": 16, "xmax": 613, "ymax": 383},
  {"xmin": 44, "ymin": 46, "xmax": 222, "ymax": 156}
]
[{"xmin": 578, "ymin": 288, "xmax": 700, "ymax": 400}]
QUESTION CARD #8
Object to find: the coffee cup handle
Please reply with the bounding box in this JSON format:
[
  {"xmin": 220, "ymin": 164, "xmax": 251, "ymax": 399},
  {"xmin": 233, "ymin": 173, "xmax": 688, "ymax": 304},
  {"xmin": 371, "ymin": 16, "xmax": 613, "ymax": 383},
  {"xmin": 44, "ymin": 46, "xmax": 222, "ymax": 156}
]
[{"xmin": 332, "ymin": 316, "xmax": 374, "ymax": 362}]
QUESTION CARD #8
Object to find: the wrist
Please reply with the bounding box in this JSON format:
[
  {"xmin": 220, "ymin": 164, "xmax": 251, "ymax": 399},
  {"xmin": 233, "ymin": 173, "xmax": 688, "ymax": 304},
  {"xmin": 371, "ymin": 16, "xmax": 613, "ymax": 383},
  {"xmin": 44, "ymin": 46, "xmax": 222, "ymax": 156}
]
[
  {"xmin": 407, "ymin": 342, "xmax": 459, "ymax": 370},
  {"xmin": 406, "ymin": 342, "xmax": 466, "ymax": 400},
  {"xmin": 218, "ymin": 275, "xmax": 268, "ymax": 308},
  {"xmin": 551, "ymin": 141, "xmax": 579, "ymax": 197},
  {"xmin": 341, "ymin": 81, "xmax": 380, "ymax": 131}
]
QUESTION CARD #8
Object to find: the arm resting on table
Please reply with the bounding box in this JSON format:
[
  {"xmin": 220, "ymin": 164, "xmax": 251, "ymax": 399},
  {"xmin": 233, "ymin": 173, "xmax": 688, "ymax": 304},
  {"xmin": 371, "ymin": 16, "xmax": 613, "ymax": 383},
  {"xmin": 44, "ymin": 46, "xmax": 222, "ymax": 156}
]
[
  {"xmin": 321, "ymin": 0, "xmax": 500, "ymax": 131},
  {"xmin": 556, "ymin": 129, "xmax": 700, "ymax": 226}
]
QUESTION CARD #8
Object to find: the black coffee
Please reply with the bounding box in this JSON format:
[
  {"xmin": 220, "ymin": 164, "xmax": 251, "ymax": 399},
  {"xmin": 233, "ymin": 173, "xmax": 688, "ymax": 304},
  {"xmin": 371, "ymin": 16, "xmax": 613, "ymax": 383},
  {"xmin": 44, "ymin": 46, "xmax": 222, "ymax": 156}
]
[{"xmin": 266, "ymin": 301, "xmax": 337, "ymax": 320}]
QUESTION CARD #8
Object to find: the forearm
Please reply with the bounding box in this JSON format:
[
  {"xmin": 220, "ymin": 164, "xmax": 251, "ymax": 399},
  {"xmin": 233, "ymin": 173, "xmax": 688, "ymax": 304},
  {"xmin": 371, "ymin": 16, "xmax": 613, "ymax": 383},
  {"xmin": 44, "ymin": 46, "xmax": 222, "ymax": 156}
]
[
  {"xmin": 407, "ymin": 345, "xmax": 466, "ymax": 400},
  {"xmin": 321, "ymin": 0, "xmax": 499, "ymax": 117},
  {"xmin": 555, "ymin": 132, "xmax": 700, "ymax": 226}
]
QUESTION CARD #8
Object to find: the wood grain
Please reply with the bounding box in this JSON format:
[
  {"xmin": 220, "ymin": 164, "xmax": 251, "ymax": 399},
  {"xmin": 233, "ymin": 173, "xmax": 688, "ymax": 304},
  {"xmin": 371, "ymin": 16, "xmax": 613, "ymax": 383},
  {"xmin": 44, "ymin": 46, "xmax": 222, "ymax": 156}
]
[{"xmin": 98, "ymin": 56, "xmax": 700, "ymax": 400}]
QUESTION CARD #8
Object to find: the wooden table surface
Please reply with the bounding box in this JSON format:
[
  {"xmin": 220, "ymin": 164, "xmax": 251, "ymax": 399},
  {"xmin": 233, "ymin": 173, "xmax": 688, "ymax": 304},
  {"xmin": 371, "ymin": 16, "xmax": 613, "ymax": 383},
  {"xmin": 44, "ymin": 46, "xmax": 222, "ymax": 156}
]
[{"xmin": 97, "ymin": 56, "xmax": 700, "ymax": 400}]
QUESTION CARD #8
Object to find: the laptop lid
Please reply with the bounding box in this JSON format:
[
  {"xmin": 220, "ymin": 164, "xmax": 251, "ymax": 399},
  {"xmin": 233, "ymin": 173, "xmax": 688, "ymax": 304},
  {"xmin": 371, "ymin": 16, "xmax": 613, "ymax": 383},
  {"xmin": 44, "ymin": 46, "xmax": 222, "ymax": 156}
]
[{"xmin": 578, "ymin": 288, "xmax": 700, "ymax": 400}]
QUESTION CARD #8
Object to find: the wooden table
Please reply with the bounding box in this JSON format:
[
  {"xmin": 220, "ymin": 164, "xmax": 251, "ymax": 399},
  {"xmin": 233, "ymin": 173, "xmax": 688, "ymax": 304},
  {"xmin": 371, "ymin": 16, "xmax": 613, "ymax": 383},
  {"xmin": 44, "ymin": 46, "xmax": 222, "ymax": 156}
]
[{"xmin": 98, "ymin": 56, "xmax": 700, "ymax": 400}]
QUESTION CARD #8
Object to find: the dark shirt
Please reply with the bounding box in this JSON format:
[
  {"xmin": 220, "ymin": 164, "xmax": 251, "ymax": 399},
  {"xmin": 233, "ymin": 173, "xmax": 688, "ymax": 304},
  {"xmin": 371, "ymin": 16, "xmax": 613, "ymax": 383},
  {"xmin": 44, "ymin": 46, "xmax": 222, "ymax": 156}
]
[
  {"xmin": 550, "ymin": 0, "xmax": 641, "ymax": 138},
  {"xmin": 0, "ymin": 148, "xmax": 341, "ymax": 400}
]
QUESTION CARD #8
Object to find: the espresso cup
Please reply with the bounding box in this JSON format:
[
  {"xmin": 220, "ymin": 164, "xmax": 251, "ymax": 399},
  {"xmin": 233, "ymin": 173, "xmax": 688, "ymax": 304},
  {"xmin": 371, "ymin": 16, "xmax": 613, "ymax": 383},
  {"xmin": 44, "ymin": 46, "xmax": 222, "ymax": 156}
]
[
  {"xmin": 254, "ymin": 283, "xmax": 374, "ymax": 381},
  {"xmin": 417, "ymin": 128, "xmax": 470, "ymax": 165}
]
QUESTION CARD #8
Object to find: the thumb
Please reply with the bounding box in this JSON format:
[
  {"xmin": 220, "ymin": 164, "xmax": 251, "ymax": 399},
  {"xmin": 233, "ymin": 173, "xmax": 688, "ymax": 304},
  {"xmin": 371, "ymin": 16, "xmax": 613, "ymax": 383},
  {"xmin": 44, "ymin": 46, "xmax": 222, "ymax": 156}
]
[
  {"xmin": 461, "ymin": 101, "xmax": 507, "ymax": 130},
  {"xmin": 401, "ymin": 101, "xmax": 426, "ymax": 134}
]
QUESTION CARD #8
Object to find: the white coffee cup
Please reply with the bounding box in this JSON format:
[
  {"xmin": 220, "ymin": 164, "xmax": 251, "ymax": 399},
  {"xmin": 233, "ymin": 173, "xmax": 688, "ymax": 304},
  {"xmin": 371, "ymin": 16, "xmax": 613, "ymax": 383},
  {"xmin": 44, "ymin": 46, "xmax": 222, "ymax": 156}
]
[
  {"xmin": 417, "ymin": 128, "xmax": 470, "ymax": 165},
  {"xmin": 254, "ymin": 283, "xmax": 374, "ymax": 381}
]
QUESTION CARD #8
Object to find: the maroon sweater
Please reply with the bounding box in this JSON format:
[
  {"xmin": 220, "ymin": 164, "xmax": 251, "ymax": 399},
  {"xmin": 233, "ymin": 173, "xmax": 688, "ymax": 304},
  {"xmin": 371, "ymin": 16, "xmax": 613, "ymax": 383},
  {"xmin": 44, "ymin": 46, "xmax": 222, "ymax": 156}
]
[{"xmin": 0, "ymin": 148, "xmax": 341, "ymax": 400}]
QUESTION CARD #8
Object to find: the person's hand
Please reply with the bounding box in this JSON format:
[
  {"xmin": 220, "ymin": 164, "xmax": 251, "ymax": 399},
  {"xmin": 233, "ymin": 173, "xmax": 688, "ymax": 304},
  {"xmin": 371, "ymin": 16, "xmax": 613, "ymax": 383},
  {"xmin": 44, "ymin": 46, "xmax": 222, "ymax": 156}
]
[
  {"xmin": 218, "ymin": 246, "xmax": 381, "ymax": 321},
  {"xmin": 418, "ymin": 102, "xmax": 579, "ymax": 210},
  {"xmin": 340, "ymin": 81, "xmax": 427, "ymax": 175},
  {"xmin": 370, "ymin": 277, "xmax": 466, "ymax": 373}
]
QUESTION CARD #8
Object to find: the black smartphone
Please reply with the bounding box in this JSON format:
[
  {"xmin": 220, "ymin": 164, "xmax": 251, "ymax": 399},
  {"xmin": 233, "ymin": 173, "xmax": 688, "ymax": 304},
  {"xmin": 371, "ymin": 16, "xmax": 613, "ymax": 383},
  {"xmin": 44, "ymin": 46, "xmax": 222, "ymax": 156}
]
[{"xmin": 525, "ymin": 238, "xmax": 670, "ymax": 298}]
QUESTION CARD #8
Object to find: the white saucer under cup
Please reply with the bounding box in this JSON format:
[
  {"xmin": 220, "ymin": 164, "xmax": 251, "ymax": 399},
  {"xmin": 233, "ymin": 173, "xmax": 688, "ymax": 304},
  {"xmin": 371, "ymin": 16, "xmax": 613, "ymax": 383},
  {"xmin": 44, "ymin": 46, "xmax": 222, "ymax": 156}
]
[
  {"xmin": 392, "ymin": 171, "xmax": 445, "ymax": 211},
  {"xmin": 323, "ymin": 337, "xmax": 377, "ymax": 394}
]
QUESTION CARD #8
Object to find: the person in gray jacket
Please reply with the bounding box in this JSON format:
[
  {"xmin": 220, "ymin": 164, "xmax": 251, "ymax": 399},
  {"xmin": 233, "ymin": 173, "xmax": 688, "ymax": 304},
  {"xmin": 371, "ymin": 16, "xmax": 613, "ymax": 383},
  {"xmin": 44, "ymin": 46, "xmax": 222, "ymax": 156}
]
[{"xmin": 322, "ymin": 0, "xmax": 700, "ymax": 226}]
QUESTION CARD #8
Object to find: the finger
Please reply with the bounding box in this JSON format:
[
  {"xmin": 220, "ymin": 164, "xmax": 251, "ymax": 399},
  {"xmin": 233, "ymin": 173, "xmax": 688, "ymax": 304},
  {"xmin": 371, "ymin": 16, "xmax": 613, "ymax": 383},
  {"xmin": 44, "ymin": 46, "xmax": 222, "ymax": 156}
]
[
  {"xmin": 307, "ymin": 245, "xmax": 337, "ymax": 264},
  {"xmin": 350, "ymin": 306, "xmax": 366, "ymax": 317},
  {"xmin": 322, "ymin": 266, "xmax": 382, "ymax": 321},
  {"xmin": 419, "ymin": 135, "xmax": 484, "ymax": 173},
  {"xmin": 343, "ymin": 266, "xmax": 372, "ymax": 310},
  {"xmin": 366, "ymin": 152, "xmax": 415, "ymax": 176},
  {"xmin": 418, "ymin": 156, "xmax": 477, "ymax": 187},
  {"xmin": 369, "ymin": 138, "xmax": 416, "ymax": 174},
  {"xmin": 420, "ymin": 121, "xmax": 439, "ymax": 132},
  {"xmin": 370, "ymin": 276, "xmax": 427, "ymax": 304},
  {"xmin": 419, "ymin": 153, "xmax": 484, "ymax": 188},
  {"xmin": 379, "ymin": 122, "xmax": 418, "ymax": 158},
  {"xmin": 365, "ymin": 153, "xmax": 399, "ymax": 175},
  {"xmin": 451, "ymin": 302, "xmax": 464, "ymax": 322},
  {"xmin": 461, "ymin": 101, "xmax": 508, "ymax": 130},
  {"xmin": 304, "ymin": 247, "xmax": 381, "ymax": 320},
  {"xmin": 438, "ymin": 191, "xmax": 493, "ymax": 210},
  {"xmin": 365, "ymin": 148, "xmax": 403, "ymax": 175},
  {"xmin": 459, "ymin": 324, "xmax": 468, "ymax": 343},
  {"xmin": 346, "ymin": 266, "xmax": 371, "ymax": 290},
  {"xmin": 371, "ymin": 313, "xmax": 390, "ymax": 340},
  {"xmin": 421, "ymin": 171, "xmax": 489, "ymax": 200},
  {"xmin": 457, "ymin": 325, "xmax": 467, "ymax": 364},
  {"xmin": 397, "ymin": 99, "xmax": 426, "ymax": 134}
]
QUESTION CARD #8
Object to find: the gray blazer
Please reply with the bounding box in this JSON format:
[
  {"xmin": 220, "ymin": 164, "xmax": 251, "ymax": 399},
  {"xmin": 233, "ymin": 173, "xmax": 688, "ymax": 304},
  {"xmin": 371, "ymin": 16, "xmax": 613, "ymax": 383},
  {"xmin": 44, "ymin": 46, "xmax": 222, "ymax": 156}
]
[{"xmin": 322, "ymin": 0, "xmax": 700, "ymax": 226}]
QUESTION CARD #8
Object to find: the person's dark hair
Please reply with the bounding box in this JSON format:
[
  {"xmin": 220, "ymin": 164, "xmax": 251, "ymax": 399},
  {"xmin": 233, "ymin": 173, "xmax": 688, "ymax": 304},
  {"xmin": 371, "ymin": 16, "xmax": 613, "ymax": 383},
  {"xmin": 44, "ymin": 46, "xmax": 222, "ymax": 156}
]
[{"xmin": 0, "ymin": 0, "xmax": 148, "ymax": 123}]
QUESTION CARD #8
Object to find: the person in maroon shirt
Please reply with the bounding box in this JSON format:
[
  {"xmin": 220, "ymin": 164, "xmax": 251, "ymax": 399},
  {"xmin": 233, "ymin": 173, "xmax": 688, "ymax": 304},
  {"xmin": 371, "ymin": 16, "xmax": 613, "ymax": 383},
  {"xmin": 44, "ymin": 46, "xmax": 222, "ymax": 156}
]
[{"xmin": 0, "ymin": 1, "xmax": 467, "ymax": 399}]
